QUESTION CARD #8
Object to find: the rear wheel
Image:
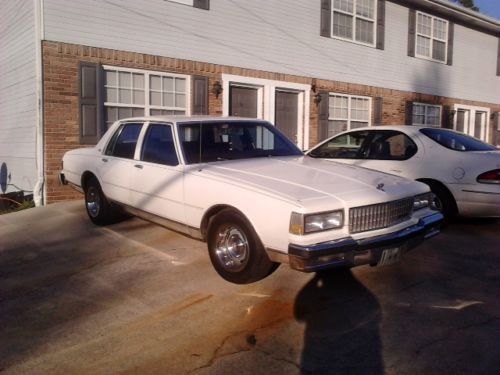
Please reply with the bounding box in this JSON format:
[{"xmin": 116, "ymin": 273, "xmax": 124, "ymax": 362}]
[
  {"xmin": 207, "ymin": 209, "xmax": 279, "ymax": 284},
  {"xmin": 84, "ymin": 177, "xmax": 124, "ymax": 225}
]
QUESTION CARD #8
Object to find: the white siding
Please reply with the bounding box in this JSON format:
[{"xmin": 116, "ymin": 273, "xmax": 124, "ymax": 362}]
[
  {"xmin": 0, "ymin": 0, "xmax": 37, "ymax": 194},
  {"xmin": 42, "ymin": 0, "xmax": 499, "ymax": 103}
]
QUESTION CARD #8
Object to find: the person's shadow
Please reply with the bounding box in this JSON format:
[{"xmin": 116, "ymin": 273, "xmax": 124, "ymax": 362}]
[{"xmin": 295, "ymin": 269, "xmax": 383, "ymax": 374}]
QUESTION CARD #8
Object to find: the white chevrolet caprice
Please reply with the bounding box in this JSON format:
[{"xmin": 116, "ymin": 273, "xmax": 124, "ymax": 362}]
[{"xmin": 60, "ymin": 117, "xmax": 443, "ymax": 284}]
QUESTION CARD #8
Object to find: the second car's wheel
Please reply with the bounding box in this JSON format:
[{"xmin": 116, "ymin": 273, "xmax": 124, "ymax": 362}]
[
  {"xmin": 207, "ymin": 209, "xmax": 279, "ymax": 284},
  {"xmin": 425, "ymin": 181, "xmax": 457, "ymax": 220},
  {"xmin": 84, "ymin": 177, "xmax": 123, "ymax": 225}
]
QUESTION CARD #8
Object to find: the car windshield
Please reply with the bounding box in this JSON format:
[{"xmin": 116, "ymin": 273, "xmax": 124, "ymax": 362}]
[
  {"xmin": 420, "ymin": 128, "xmax": 496, "ymax": 152},
  {"xmin": 178, "ymin": 120, "xmax": 303, "ymax": 164}
]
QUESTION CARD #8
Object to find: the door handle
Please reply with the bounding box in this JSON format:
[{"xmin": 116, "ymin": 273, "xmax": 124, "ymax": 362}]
[
  {"xmin": 102, "ymin": 158, "xmax": 108, "ymax": 163},
  {"xmin": 134, "ymin": 164, "xmax": 143, "ymax": 169}
]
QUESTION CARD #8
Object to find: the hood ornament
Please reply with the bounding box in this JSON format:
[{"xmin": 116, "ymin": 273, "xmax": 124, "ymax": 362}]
[{"xmin": 376, "ymin": 183, "xmax": 385, "ymax": 191}]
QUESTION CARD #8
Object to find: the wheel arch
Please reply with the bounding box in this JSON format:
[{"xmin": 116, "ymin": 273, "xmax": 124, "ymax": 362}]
[
  {"xmin": 81, "ymin": 171, "xmax": 98, "ymax": 190},
  {"xmin": 200, "ymin": 204, "xmax": 255, "ymax": 242}
]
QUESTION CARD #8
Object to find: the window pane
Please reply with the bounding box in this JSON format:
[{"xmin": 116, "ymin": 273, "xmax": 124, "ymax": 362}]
[
  {"xmin": 333, "ymin": 0, "xmax": 353, "ymax": 13},
  {"xmin": 333, "ymin": 12, "xmax": 353, "ymax": 39},
  {"xmin": 328, "ymin": 120, "xmax": 347, "ymax": 137},
  {"xmin": 119, "ymin": 72, "xmax": 131, "ymax": 88},
  {"xmin": 133, "ymin": 73, "xmax": 144, "ymax": 89},
  {"xmin": 163, "ymin": 93, "xmax": 174, "ymax": 107},
  {"xmin": 432, "ymin": 40, "xmax": 446, "ymax": 62},
  {"xmin": 105, "ymin": 107, "xmax": 118, "ymax": 128},
  {"xmin": 119, "ymin": 89, "xmax": 132, "ymax": 104},
  {"xmin": 118, "ymin": 107, "xmax": 132, "ymax": 119},
  {"xmin": 150, "ymin": 91, "xmax": 162, "ymax": 106},
  {"xmin": 164, "ymin": 77, "xmax": 174, "ymax": 92},
  {"xmin": 105, "ymin": 71, "xmax": 117, "ymax": 86},
  {"xmin": 150, "ymin": 76, "xmax": 161, "ymax": 90},
  {"xmin": 356, "ymin": 0, "xmax": 374, "ymax": 19},
  {"xmin": 351, "ymin": 121, "xmax": 367, "ymax": 129},
  {"xmin": 433, "ymin": 18, "xmax": 447, "ymax": 40},
  {"xmin": 417, "ymin": 35, "xmax": 430, "ymax": 57},
  {"xmin": 133, "ymin": 90, "xmax": 145, "ymax": 105},
  {"xmin": 132, "ymin": 108, "xmax": 144, "ymax": 117},
  {"xmin": 417, "ymin": 13, "xmax": 432, "ymax": 36},
  {"xmin": 175, "ymin": 93, "xmax": 185, "ymax": 107},
  {"xmin": 175, "ymin": 78, "xmax": 186, "ymax": 93},
  {"xmin": 355, "ymin": 18, "xmax": 374, "ymax": 44},
  {"xmin": 106, "ymin": 87, "xmax": 117, "ymax": 103}
]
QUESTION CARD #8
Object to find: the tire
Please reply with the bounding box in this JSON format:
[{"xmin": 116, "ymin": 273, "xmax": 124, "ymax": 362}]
[
  {"xmin": 84, "ymin": 177, "xmax": 124, "ymax": 225},
  {"xmin": 425, "ymin": 181, "xmax": 457, "ymax": 220},
  {"xmin": 207, "ymin": 209, "xmax": 279, "ymax": 284}
]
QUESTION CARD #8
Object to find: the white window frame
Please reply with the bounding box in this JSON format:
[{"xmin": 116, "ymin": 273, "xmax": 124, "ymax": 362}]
[
  {"xmin": 328, "ymin": 93, "xmax": 372, "ymax": 134},
  {"xmin": 415, "ymin": 11, "xmax": 448, "ymax": 64},
  {"xmin": 103, "ymin": 65, "xmax": 191, "ymax": 124},
  {"xmin": 412, "ymin": 103, "xmax": 442, "ymax": 126},
  {"xmin": 330, "ymin": 0, "xmax": 378, "ymax": 48}
]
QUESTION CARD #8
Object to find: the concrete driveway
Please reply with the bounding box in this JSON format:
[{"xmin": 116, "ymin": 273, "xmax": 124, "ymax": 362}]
[{"xmin": 1, "ymin": 201, "xmax": 499, "ymax": 374}]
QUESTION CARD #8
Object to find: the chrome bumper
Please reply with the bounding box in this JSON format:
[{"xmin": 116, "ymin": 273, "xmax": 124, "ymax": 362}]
[{"xmin": 288, "ymin": 212, "xmax": 443, "ymax": 272}]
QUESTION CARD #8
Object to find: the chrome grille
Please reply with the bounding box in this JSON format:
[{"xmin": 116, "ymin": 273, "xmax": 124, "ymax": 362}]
[{"xmin": 349, "ymin": 198, "xmax": 414, "ymax": 234}]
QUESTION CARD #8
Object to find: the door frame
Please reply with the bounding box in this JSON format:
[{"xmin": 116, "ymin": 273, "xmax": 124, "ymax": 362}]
[
  {"xmin": 222, "ymin": 74, "xmax": 311, "ymax": 149},
  {"xmin": 453, "ymin": 104, "xmax": 490, "ymax": 142}
]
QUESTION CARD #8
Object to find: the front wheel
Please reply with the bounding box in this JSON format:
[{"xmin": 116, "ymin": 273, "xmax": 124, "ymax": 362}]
[{"xmin": 207, "ymin": 209, "xmax": 279, "ymax": 284}]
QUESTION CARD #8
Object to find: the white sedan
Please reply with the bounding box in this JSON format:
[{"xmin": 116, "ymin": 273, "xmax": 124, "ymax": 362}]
[
  {"xmin": 307, "ymin": 126, "xmax": 500, "ymax": 218},
  {"xmin": 61, "ymin": 117, "xmax": 442, "ymax": 283}
]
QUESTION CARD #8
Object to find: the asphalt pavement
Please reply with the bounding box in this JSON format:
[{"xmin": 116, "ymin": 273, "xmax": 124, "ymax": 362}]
[{"xmin": 1, "ymin": 201, "xmax": 499, "ymax": 374}]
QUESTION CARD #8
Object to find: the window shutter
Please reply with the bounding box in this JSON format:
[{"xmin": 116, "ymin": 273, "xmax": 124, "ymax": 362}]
[
  {"xmin": 318, "ymin": 91, "xmax": 330, "ymax": 141},
  {"xmin": 192, "ymin": 76, "xmax": 208, "ymax": 115},
  {"xmin": 373, "ymin": 97, "xmax": 383, "ymax": 125},
  {"xmin": 405, "ymin": 101, "xmax": 414, "ymax": 125},
  {"xmin": 320, "ymin": 0, "xmax": 331, "ymax": 38},
  {"xmin": 79, "ymin": 62, "xmax": 103, "ymax": 144},
  {"xmin": 376, "ymin": 0, "xmax": 385, "ymax": 50},
  {"xmin": 447, "ymin": 22, "xmax": 454, "ymax": 66},
  {"xmin": 193, "ymin": 0, "xmax": 209, "ymax": 10},
  {"xmin": 497, "ymin": 38, "xmax": 500, "ymax": 76},
  {"xmin": 408, "ymin": 9, "xmax": 416, "ymax": 57}
]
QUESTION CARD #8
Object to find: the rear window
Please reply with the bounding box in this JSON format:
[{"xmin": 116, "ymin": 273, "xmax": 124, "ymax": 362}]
[{"xmin": 420, "ymin": 128, "xmax": 496, "ymax": 152}]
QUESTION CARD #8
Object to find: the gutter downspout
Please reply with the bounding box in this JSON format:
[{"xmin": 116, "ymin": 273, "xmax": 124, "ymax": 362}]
[{"xmin": 33, "ymin": 0, "xmax": 44, "ymax": 206}]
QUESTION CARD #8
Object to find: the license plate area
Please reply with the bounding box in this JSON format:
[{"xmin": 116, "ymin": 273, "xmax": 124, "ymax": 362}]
[{"xmin": 378, "ymin": 247, "xmax": 401, "ymax": 266}]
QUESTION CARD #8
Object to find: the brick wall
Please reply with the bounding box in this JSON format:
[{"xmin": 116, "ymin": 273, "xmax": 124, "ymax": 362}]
[{"xmin": 43, "ymin": 41, "xmax": 500, "ymax": 203}]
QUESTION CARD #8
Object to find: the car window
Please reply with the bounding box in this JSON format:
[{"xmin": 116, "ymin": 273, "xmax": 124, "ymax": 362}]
[
  {"xmin": 365, "ymin": 131, "xmax": 417, "ymax": 160},
  {"xmin": 141, "ymin": 123, "xmax": 179, "ymax": 166},
  {"xmin": 178, "ymin": 121, "xmax": 302, "ymax": 164},
  {"xmin": 420, "ymin": 128, "xmax": 496, "ymax": 152},
  {"xmin": 105, "ymin": 123, "xmax": 143, "ymax": 158},
  {"xmin": 308, "ymin": 131, "xmax": 370, "ymax": 159}
]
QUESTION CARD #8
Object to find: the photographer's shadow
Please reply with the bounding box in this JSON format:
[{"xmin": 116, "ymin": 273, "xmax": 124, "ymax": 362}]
[{"xmin": 295, "ymin": 269, "xmax": 383, "ymax": 374}]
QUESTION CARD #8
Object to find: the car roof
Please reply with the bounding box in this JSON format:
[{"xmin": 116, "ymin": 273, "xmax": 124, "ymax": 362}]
[{"xmin": 117, "ymin": 115, "xmax": 268, "ymax": 124}]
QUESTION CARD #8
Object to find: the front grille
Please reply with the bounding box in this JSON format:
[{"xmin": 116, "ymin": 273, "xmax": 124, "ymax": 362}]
[{"xmin": 349, "ymin": 198, "xmax": 414, "ymax": 234}]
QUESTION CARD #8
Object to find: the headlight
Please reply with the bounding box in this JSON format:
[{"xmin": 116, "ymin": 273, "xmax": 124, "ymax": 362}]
[
  {"xmin": 413, "ymin": 192, "xmax": 431, "ymax": 210},
  {"xmin": 289, "ymin": 210, "xmax": 344, "ymax": 235}
]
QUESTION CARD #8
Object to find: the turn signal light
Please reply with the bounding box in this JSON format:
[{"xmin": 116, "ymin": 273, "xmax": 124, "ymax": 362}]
[{"xmin": 477, "ymin": 169, "xmax": 500, "ymax": 184}]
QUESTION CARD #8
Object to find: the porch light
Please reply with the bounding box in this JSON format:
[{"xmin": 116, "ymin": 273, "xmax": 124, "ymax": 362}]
[{"xmin": 212, "ymin": 81, "xmax": 223, "ymax": 98}]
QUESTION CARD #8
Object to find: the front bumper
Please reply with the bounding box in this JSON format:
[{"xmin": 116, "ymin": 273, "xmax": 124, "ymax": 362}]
[{"xmin": 288, "ymin": 212, "xmax": 443, "ymax": 272}]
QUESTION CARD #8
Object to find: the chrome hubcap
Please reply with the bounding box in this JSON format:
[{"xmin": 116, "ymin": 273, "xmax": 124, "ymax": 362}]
[
  {"xmin": 214, "ymin": 225, "xmax": 249, "ymax": 272},
  {"xmin": 86, "ymin": 186, "xmax": 100, "ymax": 218}
]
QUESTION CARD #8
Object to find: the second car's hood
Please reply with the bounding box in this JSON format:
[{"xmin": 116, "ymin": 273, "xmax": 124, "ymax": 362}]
[{"xmin": 198, "ymin": 156, "xmax": 426, "ymax": 210}]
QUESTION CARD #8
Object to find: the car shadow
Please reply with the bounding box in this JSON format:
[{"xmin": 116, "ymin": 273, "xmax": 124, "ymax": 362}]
[{"xmin": 295, "ymin": 269, "xmax": 383, "ymax": 374}]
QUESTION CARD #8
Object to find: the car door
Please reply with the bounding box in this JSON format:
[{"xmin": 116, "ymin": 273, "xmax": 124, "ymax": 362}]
[
  {"xmin": 308, "ymin": 130, "xmax": 424, "ymax": 180},
  {"xmin": 98, "ymin": 122, "xmax": 144, "ymax": 204},
  {"xmin": 130, "ymin": 122, "xmax": 186, "ymax": 224}
]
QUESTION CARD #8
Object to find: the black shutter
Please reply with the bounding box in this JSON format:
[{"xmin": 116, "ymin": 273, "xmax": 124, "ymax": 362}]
[
  {"xmin": 447, "ymin": 22, "xmax": 454, "ymax": 66},
  {"xmin": 376, "ymin": 0, "xmax": 385, "ymax": 50},
  {"xmin": 320, "ymin": 0, "xmax": 331, "ymax": 38},
  {"xmin": 193, "ymin": 0, "xmax": 209, "ymax": 10},
  {"xmin": 192, "ymin": 76, "xmax": 208, "ymax": 115},
  {"xmin": 408, "ymin": 9, "xmax": 416, "ymax": 57},
  {"xmin": 318, "ymin": 91, "xmax": 330, "ymax": 141},
  {"xmin": 405, "ymin": 101, "xmax": 414, "ymax": 125},
  {"xmin": 442, "ymin": 105, "xmax": 451, "ymax": 128},
  {"xmin": 497, "ymin": 38, "xmax": 500, "ymax": 76},
  {"xmin": 373, "ymin": 97, "xmax": 383, "ymax": 125},
  {"xmin": 79, "ymin": 62, "xmax": 103, "ymax": 144}
]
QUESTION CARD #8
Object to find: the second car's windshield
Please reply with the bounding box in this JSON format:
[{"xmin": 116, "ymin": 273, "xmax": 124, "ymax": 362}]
[{"xmin": 178, "ymin": 120, "xmax": 303, "ymax": 164}]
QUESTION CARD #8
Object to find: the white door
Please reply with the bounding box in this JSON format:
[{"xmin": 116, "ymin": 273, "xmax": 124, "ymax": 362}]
[{"xmin": 454, "ymin": 105, "xmax": 489, "ymax": 141}]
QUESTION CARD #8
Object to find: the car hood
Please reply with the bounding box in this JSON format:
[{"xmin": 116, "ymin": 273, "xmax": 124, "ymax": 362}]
[{"xmin": 199, "ymin": 156, "xmax": 426, "ymax": 210}]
